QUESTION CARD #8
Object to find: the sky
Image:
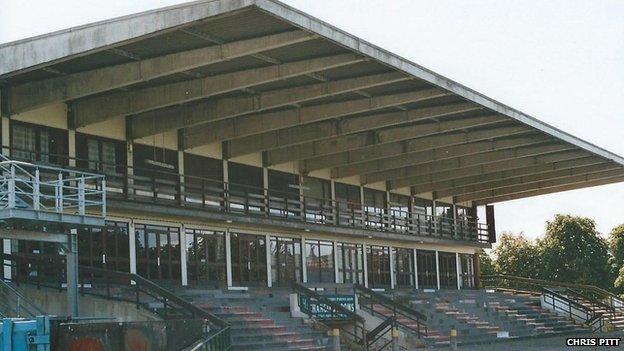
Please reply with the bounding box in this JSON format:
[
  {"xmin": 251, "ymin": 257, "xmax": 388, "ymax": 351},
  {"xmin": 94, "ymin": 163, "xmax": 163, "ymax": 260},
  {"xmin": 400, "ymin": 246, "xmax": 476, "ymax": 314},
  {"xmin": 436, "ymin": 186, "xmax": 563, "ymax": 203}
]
[{"xmin": 1, "ymin": 0, "xmax": 623, "ymax": 240}]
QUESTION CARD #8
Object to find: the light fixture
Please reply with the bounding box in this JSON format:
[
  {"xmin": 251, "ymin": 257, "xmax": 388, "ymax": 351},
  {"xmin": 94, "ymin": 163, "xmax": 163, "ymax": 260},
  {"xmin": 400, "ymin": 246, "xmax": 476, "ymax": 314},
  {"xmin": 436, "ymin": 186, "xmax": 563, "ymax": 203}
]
[{"xmin": 225, "ymin": 220, "xmax": 233, "ymax": 224}]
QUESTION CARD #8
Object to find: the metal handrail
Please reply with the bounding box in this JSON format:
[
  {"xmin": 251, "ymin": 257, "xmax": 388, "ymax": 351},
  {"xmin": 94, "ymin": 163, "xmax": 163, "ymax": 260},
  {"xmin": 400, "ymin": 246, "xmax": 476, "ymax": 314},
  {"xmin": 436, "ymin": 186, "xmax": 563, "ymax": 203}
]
[
  {"xmin": 366, "ymin": 316, "xmax": 395, "ymax": 350},
  {"xmin": 0, "ymin": 278, "xmax": 46, "ymax": 318},
  {"xmin": 354, "ymin": 284, "xmax": 427, "ymax": 338},
  {"xmin": 541, "ymin": 287, "xmax": 606, "ymax": 331}
]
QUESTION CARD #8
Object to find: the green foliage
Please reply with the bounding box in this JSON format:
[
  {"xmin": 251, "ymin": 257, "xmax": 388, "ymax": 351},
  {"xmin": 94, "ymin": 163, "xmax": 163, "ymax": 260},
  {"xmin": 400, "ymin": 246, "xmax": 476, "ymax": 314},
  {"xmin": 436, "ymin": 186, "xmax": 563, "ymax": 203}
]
[
  {"xmin": 609, "ymin": 224, "xmax": 624, "ymax": 268},
  {"xmin": 492, "ymin": 232, "xmax": 540, "ymax": 278},
  {"xmin": 536, "ymin": 215, "xmax": 612, "ymax": 289},
  {"xmin": 478, "ymin": 249, "xmax": 495, "ymax": 275}
]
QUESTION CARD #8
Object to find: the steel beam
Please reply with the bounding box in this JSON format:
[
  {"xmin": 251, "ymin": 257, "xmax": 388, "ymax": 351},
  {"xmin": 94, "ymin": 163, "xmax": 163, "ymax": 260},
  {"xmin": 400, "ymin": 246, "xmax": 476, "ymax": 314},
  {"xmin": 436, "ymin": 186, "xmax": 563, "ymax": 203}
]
[
  {"xmin": 73, "ymin": 53, "xmax": 364, "ymax": 126},
  {"xmin": 408, "ymin": 156, "xmax": 604, "ymax": 193},
  {"xmin": 362, "ymin": 143, "xmax": 575, "ymax": 184},
  {"xmin": 437, "ymin": 162, "xmax": 618, "ymax": 198},
  {"xmin": 475, "ymin": 175, "xmax": 624, "ymax": 204},
  {"xmin": 265, "ymin": 103, "xmax": 483, "ymax": 165},
  {"xmin": 297, "ymin": 124, "xmax": 530, "ymax": 172},
  {"xmin": 0, "ymin": 228, "xmax": 67, "ymax": 243},
  {"xmin": 332, "ymin": 134, "xmax": 551, "ymax": 178},
  {"xmin": 222, "ymin": 89, "xmax": 456, "ymax": 157},
  {"xmin": 9, "ymin": 30, "xmax": 313, "ymax": 114},
  {"xmin": 133, "ymin": 71, "xmax": 409, "ymax": 138},
  {"xmin": 457, "ymin": 168, "xmax": 624, "ymax": 202}
]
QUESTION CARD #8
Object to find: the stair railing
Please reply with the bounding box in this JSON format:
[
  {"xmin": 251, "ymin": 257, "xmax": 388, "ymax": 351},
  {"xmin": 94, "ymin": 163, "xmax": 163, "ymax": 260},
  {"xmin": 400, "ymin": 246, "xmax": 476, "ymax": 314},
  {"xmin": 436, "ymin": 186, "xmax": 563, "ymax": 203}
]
[
  {"xmin": 0, "ymin": 278, "xmax": 45, "ymax": 318},
  {"xmin": 2, "ymin": 253, "xmax": 231, "ymax": 350},
  {"xmin": 366, "ymin": 315, "xmax": 396, "ymax": 350},
  {"xmin": 541, "ymin": 287, "xmax": 607, "ymax": 332},
  {"xmin": 354, "ymin": 284, "xmax": 427, "ymax": 338},
  {"xmin": 293, "ymin": 283, "xmax": 368, "ymax": 348}
]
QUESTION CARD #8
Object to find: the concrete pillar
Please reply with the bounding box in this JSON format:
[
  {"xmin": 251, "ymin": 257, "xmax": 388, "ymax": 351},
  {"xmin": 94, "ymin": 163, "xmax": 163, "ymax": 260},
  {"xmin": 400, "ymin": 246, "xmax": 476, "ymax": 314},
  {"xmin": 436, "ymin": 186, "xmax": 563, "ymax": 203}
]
[
  {"xmin": 225, "ymin": 229, "xmax": 233, "ymax": 287},
  {"xmin": 67, "ymin": 228, "xmax": 79, "ymax": 317},
  {"xmin": 180, "ymin": 224, "xmax": 188, "ymax": 286},
  {"xmin": 263, "ymin": 166, "xmax": 269, "ymax": 215},
  {"xmin": 333, "ymin": 241, "xmax": 339, "ymax": 284},
  {"xmin": 1, "ymin": 114, "xmax": 10, "ymax": 280},
  {"xmin": 389, "ymin": 247, "xmax": 396, "ymax": 290},
  {"xmin": 435, "ymin": 250, "xmax": 441, "ymax": 290},
  {"xmin": 474, "ymin": 252, "xmax": 482, "ymax": 289},
  {"xmin": 456, "ymin": 252, "xmax": 461, "ymax": 290},
  {"xmin": 413, "ymin": 248, "xmax": 419, "ymax": 290},
  {"xmin": 330, "ymin": 180, "xmax": 336, "ymax": 225},
  {"xmin": 223, "ymin": 159, "xmax": 229, "ymax": 209},
  {"xmin": 452, "ymin": 204, "xmax": 458, "ymax": 238},
  {"xmin": 178, "ymin": 150, "xmax": 185, "ymax": 205},
  {"xmin": 266, "ymin": 234, "xmax": 272, "ymax": 288},
  {"xmin": 128, "ymin": 220, "xmax": 137, "ymax": 275},
  {"xmin": 301, "ymin": 237, "xmax": 308, "ymax": 283},
  {"xmin": 362, "ymin": 243, "xmax": 369, "ymax": 288},
  {"xmin": 126, "ymin": 142, "xmax": 134, "ymax": 196}
]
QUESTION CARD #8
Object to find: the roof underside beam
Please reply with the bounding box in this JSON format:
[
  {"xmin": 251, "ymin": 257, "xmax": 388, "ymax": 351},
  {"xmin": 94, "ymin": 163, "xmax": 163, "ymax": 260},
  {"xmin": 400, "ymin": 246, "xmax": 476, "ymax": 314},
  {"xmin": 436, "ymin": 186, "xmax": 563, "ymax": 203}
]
[
  {"xmin": 363, "ymin": 143, "xmax": 575, "ymax": 185},
  {"xmin": 408, "ymin": 155, "xmax": 605, "ymax": 193},
  {"xmin": 73, "ymin": 53, "xmax": 364, "ymax": 126},
  {"xmin": 456, "ymin": 168, "xmax": 624, "ymax": 202},
  {"xmin": 474, "ymin": 174, "xmax": 624, "ymax": 205},
  {"xmin": 218, "ymin": 89, "xmax": 458, "ymax": 157},
  {"xmin": 392, "ymin": 149, "xmax": 589, "ymax": 190},
  {"xmin": 438, "ymin": 162, "xmax": 619, "ymax": 199},
  {"xmin": 8, "ymin": 30, "xmax": 314, "ymax": 114},
  {"xmin": 132, "ymin": 71, "xmax": 409, "ymax": 138},
  {"xmin": 331, "ymin": 134, "xmax": 552, "ymax": 178},
  {"xmin": 296, "ymin": 124, "xmax": 531, "ymax": 172}
]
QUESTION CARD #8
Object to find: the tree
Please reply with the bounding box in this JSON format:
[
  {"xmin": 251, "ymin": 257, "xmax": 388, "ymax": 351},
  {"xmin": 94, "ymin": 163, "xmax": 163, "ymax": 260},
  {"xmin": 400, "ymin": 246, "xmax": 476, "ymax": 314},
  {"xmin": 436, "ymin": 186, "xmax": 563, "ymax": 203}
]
[
  {"xmin": 609, "ymin": 224, "xmax": 624, "ymax": 268},
  {"xmin": 478, "ymin": 249, "xmax": 496, "ymax": 275},
  {"xmin": 536, "ymin": 215, "xmax": 613, "ymax": 289},
  {"xmin": 492, "ymin": 232, "xmax": 540, "ymax": 278}
]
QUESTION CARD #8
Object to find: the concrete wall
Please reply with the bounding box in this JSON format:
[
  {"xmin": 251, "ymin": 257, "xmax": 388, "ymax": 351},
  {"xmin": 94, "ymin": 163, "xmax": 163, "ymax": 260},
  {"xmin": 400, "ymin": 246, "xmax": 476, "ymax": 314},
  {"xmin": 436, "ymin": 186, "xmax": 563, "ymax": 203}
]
[{"xmin": 18, "ymin": 285, "xmax": 159, "ymax": 322}]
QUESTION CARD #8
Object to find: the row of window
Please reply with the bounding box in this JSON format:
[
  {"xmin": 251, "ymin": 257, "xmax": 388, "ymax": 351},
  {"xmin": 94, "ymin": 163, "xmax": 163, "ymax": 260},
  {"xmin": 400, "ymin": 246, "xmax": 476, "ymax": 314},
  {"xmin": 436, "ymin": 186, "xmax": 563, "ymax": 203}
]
[{"xmin": 5, "ymin": 222, "xmax": 475, "ymax": 289}]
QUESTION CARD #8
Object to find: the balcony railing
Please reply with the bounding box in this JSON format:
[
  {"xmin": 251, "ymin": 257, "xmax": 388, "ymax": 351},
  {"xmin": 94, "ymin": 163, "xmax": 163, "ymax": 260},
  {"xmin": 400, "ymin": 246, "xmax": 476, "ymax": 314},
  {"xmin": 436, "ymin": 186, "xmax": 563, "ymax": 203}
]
[{"xmin": 9, "ymin": 150, "xmax": 489, "ymax": 244}]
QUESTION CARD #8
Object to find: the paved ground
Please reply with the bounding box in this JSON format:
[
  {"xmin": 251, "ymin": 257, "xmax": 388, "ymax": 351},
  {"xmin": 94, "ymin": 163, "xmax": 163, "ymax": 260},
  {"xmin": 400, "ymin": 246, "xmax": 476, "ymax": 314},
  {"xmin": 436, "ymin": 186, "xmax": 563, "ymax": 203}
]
[{"xmin": 455, "ymin": 332, "xmax": 624, "ymax": 351}]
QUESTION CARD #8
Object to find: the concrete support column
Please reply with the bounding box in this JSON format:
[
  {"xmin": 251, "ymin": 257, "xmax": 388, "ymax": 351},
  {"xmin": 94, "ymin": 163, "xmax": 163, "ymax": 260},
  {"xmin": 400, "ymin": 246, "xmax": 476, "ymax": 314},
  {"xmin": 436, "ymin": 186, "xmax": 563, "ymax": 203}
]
[
  {"xmin": 330, "ymin": 180, "xmax": 336, "ymax": 225},
  {"xmin": 359, "ymin": 186, "xmax": 365, "ymax": 224},
  {"xmin": 126, "ymin": 142, "xmax": 134, "ymax": 197},
  {"xmin": 301, "ymin": 237, "xmax": 308, "ymax": 283},
  {"xmin": 180, "ymin": 224, "xmax": 188, "ymax": 286},
  {"xmin": 266, "ymin": 234, "xmax": 272, "ymax": 288},
  {"xmin": 452, "ymin": 204, "xmax": 458, "ymax": 238},
  {"xmin": 223, "ymin": 159, "xmax": 229, "ymax": 209},
  {"xmin": 128, "ymin": 220, "xmax": 137, "ymax": 274},
  {"xmin": 178, "ymin": 150, "xmax": 185, "ymax": 205},
  {"xmin": 333, "ymin": 241, "xmax": 339, "ymax": 284},
  {"xmin": 362, "ymin": 243, "xmax": 369, "ymax": 288},
  {"xmin": 435, "ymin": 250, "xmax": 441, "ymax": 290},
  {"xmin": 389, "ymin": 247, "xmax": 396, "ymax": 290},
  {"xmin": 67, "ymin": 228, "xmax": 79, "ymax": 317},
  {"xmin": 413, "ymin": 248, "xmax": 419, "ymax": 290},
  {"xmin": 225, "ymin": 229, "xmax": 233, "ymax": 287},
  {"xmin": 263, "ymin": 166, "xmax": 269, "ymax": 214},
  {"xmin": 432, "ymin": 200, "xmax": 438, "ymax": 236},
  {"xmin": 2, "ymin": 114, "xmax": 10, "ymax": 280},
  {"xmin": 474, "ymin": 252, "xmax": 482, "ymax": 289},
  {"xmin": 331, "ymin": 329, "xmax": 341, "ymax": 351},
  {"xmin": 456, "ymin": 252, "xmax": 461, "ymax": 290}
]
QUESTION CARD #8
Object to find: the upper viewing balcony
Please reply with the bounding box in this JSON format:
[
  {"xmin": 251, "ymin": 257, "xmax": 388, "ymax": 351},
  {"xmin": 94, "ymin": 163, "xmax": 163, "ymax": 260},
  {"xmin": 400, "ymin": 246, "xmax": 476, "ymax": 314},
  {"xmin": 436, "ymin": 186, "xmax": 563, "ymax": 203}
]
[{"xmin": 7, "ymin": 147, "xmax": 491, "ymax": 245}]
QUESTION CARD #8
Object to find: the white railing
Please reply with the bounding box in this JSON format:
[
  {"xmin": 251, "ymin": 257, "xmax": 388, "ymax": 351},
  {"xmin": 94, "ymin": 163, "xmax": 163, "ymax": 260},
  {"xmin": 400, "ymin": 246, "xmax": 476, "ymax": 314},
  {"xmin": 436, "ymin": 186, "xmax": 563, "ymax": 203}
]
[{"xmin": 0, "ymin": 155, "xmax": 106, "ymax": 218}]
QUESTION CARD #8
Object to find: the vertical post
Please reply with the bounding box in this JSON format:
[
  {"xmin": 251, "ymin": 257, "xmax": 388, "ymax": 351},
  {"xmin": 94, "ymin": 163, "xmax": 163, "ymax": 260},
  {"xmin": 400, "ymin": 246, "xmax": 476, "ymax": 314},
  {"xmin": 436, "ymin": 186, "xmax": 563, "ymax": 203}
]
[
  {"xmin": 7, "ymin": 165, "xmax": 15, "ymax": 208},
  {"xmin": 391, "ymin": 328, "xmax": 400, "ymax": 351},
  {"xmin": 78, "ymin": 177, "xmax": 85, "ymax": 215},
  {"xmin": 452, "ymin": 204, "xmax": 458, "ymax": 238},
  {"xmin": 389, "ymin": 247, "xmax": 396, "ymax": 290},
  {"xmin": 1, "ymin": 105, "xmax": 10, "ymax": 280},
  {"xmin": 223, "ymin": 159, "xmax": 229, "ymax": 210},
  {"xmin": 101, "ymin": 179, "xmax": 106, "ymax": 218},
  {"xmin": 225, "ymin": 229, "xmax": 233, "ymax": 287},
  {"xmin": 473, "ymin": 252, "xmax": 482, "ymax": 289},
  {"xmin": 67, "ymin": 228, "xmax": 79, "ymax": 317},
  {"xmin": 128, "ymin": 220, "xmax": 137, "ymax": 275},
  {"xmin": 331, "ymin": 328, "xmax": 341, "ymax": 351},
  {"xmin": 435, "ymin": 250, "xmax": 440, "ymax": 290},
  {"xmin": 362, "ymin": 243, "xmax": 369, "ymax": 288},
  {"xmin": 359, "ymin": 186, "xmax": 365, "ymax": 226},
  {"xmin": 413, "ymin": 248, "xmax": 419, "ymax": 290},
  {"xmin": 266, "ymin": 234, "xmax": 272, "ymax": 288},
  {"xmin": 56, "ymin": 172, "xmax": 63, "ymax": 212},
  {"xmin": 330, "ymin": 180, "xmax": 336, "ymax": 225},
  {"xmin": 456, "ymin": 252, "xmax": 461, "ymax": 290},
  {"xmin": 33, "ymin": 168, "xmax": 40, "ymax": 211},
  {"xmin": 178, "ymin": 150, "xmax": 185, "ymax": 205},
  {"xmin": 67, "ymin": 103, "xmax": 76, "ymax": 167},
  {"xmin": 126, "ymin": 141, "xmax": 134, "ymax": 198},
  {"xmin": 333, "ymin": 241, "xmax": 339, "ymax": 284},
  {"xmin": 180, "ymin": 224, "xmax": 188, "ymax": 286},
  {"xmin": 262, "ymin": 166, "xmax": 269, "ymax": 216},
  {"xmin": 301, "ymin": 237, "xmax": 308, "ymax": 283}
]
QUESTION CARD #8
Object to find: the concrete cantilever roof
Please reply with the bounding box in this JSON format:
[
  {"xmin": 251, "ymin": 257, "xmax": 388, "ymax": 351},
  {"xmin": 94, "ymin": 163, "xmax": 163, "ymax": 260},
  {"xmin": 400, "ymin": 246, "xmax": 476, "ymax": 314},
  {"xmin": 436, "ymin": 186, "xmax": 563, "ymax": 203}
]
[{"xmin": 1, "ymin": 0, "xmax": 623, "ymax": 205}]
